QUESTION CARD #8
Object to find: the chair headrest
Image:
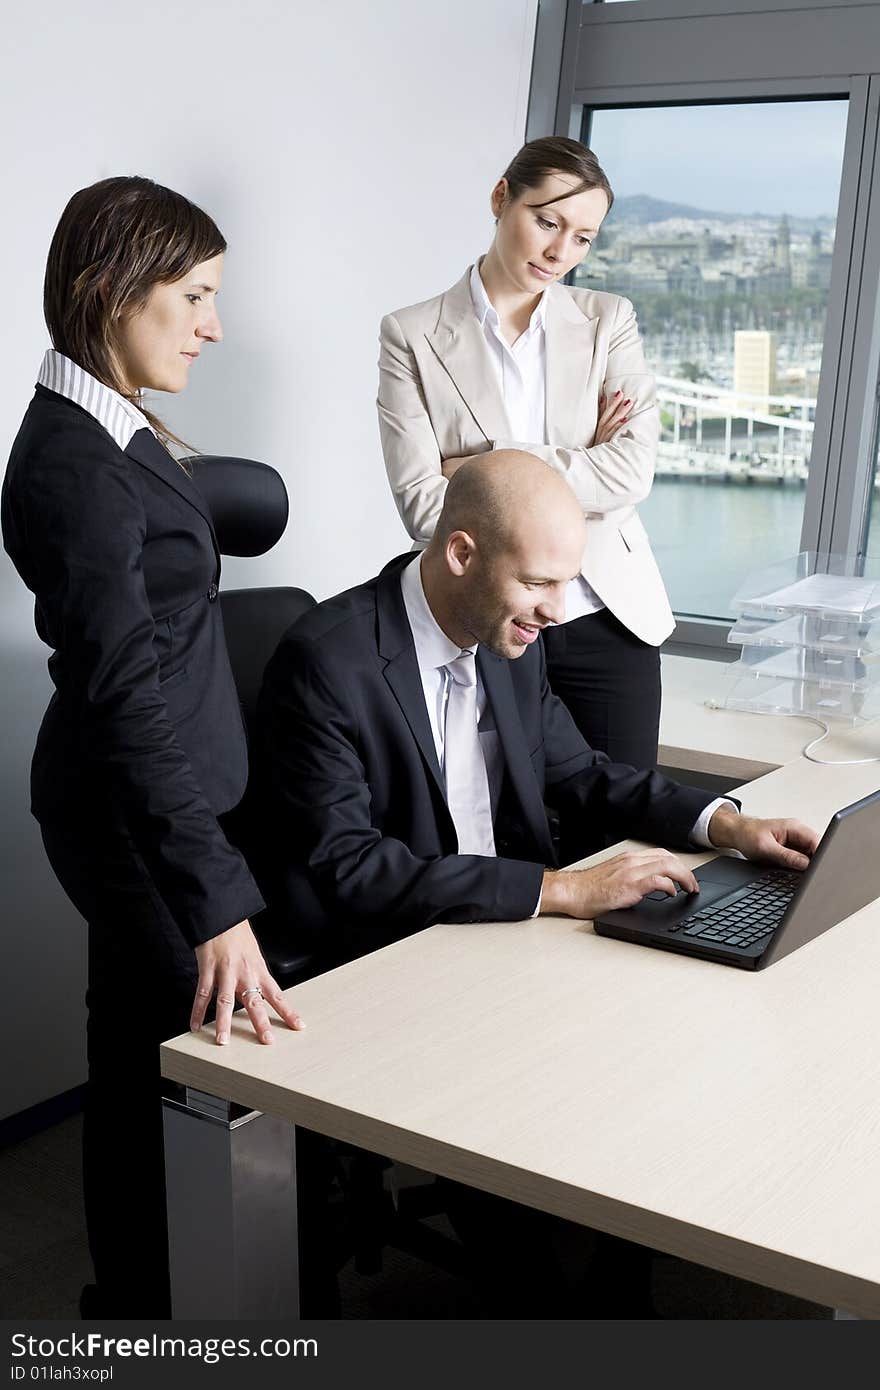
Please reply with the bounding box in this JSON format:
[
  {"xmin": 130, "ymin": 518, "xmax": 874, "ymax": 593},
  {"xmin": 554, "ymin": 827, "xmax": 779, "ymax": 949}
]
[{"xmin": 187, "ymin": 456, "xmax": 289, "ymax": 557}]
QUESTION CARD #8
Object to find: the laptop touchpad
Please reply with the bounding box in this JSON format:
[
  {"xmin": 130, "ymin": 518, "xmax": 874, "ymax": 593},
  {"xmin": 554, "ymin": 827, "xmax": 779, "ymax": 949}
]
[
  {"xmin": 697, "ymin": 857, "xmax": 758, "ymax": 888},
  {"xmin": 640, "ymin": 858, "xmax": 757, "ymax": 913}
]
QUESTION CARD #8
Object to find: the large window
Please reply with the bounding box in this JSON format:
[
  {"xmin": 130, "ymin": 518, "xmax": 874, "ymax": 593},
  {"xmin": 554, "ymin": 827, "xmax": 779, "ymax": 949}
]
[
  {"xmin": 530, "ymin": 0, "xmax": 880, "ymax": 646},
  {"xmin": 577, "ymin": 100, "xmax": 848, "ymax": 620}
]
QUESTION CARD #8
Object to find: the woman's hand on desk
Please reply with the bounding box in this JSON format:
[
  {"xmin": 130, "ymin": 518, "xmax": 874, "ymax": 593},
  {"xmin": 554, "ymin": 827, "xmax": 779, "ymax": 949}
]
[
  {"xmin": 191, "ymin": 920, "xmax": 306, "ymax": 1046},
  {"xmin": 707, "ymin": 808, "xmax": 819, "ymax": 870},
  {"xmin": 591, "ymin": 391, "xmax": 631, "ymax": 447},
  {"xmin": 541, "ymin": 849, "xmax": 700, "ymax": 919}
]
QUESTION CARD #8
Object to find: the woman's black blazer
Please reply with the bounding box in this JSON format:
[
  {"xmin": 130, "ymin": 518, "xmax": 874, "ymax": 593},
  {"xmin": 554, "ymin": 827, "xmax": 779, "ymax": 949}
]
[{"xmin": 2, "ymin": 385, "xmax": 263, "ymax": 947}]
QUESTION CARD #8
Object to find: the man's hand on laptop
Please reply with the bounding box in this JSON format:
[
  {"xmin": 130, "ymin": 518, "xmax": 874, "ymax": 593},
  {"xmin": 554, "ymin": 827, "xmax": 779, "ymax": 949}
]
[
  {"xmin": 706, "ymin": 806, "xmax": 819, "ymax": 871},
  {"xmin": 541, "ymin": 849, "xmax": 701, "ymax": 919}
]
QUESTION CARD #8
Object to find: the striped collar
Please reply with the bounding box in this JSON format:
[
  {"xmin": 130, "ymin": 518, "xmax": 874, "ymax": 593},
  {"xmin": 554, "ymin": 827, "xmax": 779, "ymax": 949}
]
[{"xmin": 37, "ymin": 349, "xmax": 154, "ymax": 449}]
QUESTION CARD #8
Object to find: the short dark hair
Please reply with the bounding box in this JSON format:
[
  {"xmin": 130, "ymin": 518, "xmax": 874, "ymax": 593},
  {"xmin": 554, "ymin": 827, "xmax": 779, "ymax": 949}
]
[
  {"xmin": 43, "ymin": 176, "xmax": 226, "ymax": 442},
  {"xmin": 501, "ymin": 136, "xmax": 613, "ymax": 212}
]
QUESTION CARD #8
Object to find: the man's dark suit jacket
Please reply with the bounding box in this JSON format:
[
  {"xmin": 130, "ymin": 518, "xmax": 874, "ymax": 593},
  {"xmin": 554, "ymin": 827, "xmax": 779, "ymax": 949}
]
[
  {"xmin": 2, "ymin": 386, "xmax": 263, "ymax": 947},
  {"xmin": 258, "ymin": 553, "xmax": 716, "ymax": 940}
]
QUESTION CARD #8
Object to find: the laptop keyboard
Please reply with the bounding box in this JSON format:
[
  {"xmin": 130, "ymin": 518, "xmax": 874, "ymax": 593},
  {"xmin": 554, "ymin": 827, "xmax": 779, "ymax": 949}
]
[{"xmin": 670, "ymin": 869, "xmax": 802, "ymax": 950}]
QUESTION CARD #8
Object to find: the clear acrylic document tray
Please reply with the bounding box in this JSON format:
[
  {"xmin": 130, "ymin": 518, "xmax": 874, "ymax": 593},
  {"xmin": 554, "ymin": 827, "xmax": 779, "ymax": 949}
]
[
  {"xmin": 732, "ymin": 643, "xmax": 880, "ymax": 688},
  {"xmin": 730, "ymin": 553, "xmax": 880, "ymax": 621},
  {"xmin": 728, "ymin": 611, "xmax": 880, "ymax": 656},
  {"xmin": 723, "ymin": 670, "xmax": 880, "ymax": 723}
]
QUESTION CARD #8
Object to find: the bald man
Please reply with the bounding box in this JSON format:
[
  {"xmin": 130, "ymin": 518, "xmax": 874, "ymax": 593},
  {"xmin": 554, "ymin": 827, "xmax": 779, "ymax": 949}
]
[
  {"xmin": 259, "ymin": 450, "xmax": 816, "ymax": 954},
  {"xmin": 260, "ymin": 451, "xmax": 817, "ymax": 1316}
]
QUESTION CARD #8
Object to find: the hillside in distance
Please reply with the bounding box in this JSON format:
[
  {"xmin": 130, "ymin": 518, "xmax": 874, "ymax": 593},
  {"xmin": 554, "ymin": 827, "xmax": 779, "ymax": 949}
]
[{"xmin": 609, "ymin": 194, "xmax": 834, "ymax": 232}]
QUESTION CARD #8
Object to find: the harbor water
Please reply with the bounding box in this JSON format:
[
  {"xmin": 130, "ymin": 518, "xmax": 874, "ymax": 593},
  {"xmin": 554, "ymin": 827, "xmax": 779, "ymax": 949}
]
[{"xmin": 640, "ymin": 476, "xmax": 880, "ymax": 621}]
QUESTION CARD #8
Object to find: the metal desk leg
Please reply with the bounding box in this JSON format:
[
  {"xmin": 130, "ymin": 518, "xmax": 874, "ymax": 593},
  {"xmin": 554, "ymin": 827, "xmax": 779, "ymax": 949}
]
[{"xmin": 163, "ymin": 1088, "xmax": 299, "ymax": 1319}]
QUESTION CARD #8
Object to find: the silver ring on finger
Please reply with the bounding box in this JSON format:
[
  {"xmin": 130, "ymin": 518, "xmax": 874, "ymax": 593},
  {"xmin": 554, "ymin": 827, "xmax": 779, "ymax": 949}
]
[{"xmin": 241, "ymin": 986, "xmax": 263, "ymax": 1001}]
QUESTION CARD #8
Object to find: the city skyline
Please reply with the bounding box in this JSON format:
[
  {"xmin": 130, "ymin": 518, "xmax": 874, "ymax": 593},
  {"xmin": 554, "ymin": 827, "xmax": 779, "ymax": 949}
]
[{"xmin": 576, "ymin": 202, "xmax": 831, "ymax": 395}]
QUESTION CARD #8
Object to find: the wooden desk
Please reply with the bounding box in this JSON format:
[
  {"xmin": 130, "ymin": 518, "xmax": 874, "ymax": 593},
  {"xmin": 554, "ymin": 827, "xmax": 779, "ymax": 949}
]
[
  {"xmin": 659, "ymin": 654, "xmax": 879, "ymax": 781},
  {"xmin": 162, "ymin": 752, "xmax": 880, "ymax": 1319}
]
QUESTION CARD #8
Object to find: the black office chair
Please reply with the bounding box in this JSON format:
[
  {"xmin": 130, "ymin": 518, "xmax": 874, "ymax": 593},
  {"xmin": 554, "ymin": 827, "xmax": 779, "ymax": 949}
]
[
  {"xmin": 190, "ymin": 455, "xmax": 326, "ymax": 984},
  {"xmin": 193, "ymin": 455, "xmax": 464, "ymax": 1299}
]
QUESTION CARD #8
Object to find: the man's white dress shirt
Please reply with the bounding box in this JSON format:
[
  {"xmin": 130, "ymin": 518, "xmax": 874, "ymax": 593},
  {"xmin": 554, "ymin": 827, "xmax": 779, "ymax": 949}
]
[
  {"xmin": 400, "ymin": 553, "xmax": 503, "ymax": 838},
  {"xmin": 400, "ymin": 555, "xmax": 734, "ymax": 909}
]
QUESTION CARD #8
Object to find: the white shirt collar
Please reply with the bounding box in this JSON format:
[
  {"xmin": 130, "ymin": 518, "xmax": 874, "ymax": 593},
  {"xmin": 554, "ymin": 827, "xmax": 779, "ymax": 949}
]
[
  {"xmin": 400, "ymin": 554, "xmax": 472, "ymax": 672},
  {"xmin": 37, "ymin": 349, "xmax": 154, "ymax": 450},
  {"xmin": 468, "ymin": 260, "xmax": 548, "ymax": 336}
]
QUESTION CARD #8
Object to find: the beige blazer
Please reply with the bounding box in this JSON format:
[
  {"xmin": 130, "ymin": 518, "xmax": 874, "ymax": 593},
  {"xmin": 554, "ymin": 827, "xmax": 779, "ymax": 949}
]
[{"xmin": 377, "ymin": 268, "xmax": 674, "ymax": 646}]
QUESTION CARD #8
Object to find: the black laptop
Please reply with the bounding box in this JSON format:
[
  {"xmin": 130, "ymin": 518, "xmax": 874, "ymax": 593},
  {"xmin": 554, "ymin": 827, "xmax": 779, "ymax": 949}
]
[{"xmin": 594, "ymin": 788, "xmax": 880, "ymax": 970}]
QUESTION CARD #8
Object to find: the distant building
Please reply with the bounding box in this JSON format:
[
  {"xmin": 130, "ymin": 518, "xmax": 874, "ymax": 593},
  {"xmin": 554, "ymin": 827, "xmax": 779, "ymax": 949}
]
[
  {"xmin": 774, "ymin": 214, "xmax": 791, "ymax": 273},
  {"xmin": 606, "ymin": 261, "xmax": 670, "ymax": 294},
  {"xmin": 734, "ymin": 330, "xmax": 777, "ymax": 412},
  {"xmin": 757, "ymin": 266, "xmax": 794, "ymax": 294},
  {"xmin": 777, "ymin": 364, "xmax": 820, "ymax": 399},
  {"xmin": 669, "ymin": 262, "xmax": 706, "ymax": 295},
  {"xmin": 805, "ymin": 228, "xmax": 834, "ymax": 290}
]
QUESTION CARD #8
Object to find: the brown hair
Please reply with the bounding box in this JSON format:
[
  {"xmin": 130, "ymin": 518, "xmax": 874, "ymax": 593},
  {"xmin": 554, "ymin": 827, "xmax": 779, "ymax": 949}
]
[
  {"xmin": 500, "ymin": 136, "xmax": 613, "ymax": 212},
  {"xmin": 43, "ymin": 176, "xmax": 226, "ymax": 444}
]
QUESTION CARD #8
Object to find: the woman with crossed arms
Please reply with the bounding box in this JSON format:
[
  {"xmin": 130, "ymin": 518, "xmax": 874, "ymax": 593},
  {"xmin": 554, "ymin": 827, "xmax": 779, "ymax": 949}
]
[{"xmin": 378, "ymin": 137, "xmax": 673, "ymax": 803}]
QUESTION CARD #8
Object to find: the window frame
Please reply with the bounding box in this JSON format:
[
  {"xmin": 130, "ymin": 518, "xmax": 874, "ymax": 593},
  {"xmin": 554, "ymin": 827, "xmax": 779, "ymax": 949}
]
[{"xmin": 528, "ymin": 0, "xmax": 880, "ymax": 654}]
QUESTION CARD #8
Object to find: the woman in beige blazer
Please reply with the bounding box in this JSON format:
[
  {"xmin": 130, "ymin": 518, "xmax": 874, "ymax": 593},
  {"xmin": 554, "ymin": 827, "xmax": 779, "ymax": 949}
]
[{"xmin": 378, "ymin": 137, "xmax": 673, "ymax": 798}]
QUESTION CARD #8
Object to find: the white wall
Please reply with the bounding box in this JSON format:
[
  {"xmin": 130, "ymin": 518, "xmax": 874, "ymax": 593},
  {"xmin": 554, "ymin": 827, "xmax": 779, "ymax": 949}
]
[{"xmin": 0, "ymin": 0, "xmax": 539, "ymax": 1119}]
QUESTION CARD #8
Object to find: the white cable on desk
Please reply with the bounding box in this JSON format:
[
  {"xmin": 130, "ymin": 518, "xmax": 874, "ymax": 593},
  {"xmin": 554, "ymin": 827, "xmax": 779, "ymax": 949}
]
[
  {"xmin": 800, "ymin": 716, "xmax": 880, "ymax": 766},
  {"xmin": 702, "ymin": 700, "xmax": 880, "ymax": 766}
]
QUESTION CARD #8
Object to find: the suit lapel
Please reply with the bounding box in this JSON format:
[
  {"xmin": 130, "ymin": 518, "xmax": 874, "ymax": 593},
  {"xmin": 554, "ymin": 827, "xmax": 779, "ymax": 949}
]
[
  {"xmin": 125, "ymin": 429, "xmax": 216, "ymax": 532},
  {"xmin": 545, "ymin": 284, "xmax": 599, "ymax": 447},
  {"xmin": 376, "ymin": 557, "xmax": 556, "ymax": 862},
  {"xmin": 376, "ymin": 560, "xmax": 445, "ymax": 796},
  {"xmin": 426, "ymin": 269, "xmax": 511, "ymax": 444},
  {"xmin": 477, "ymin": 648, "xmax": 556, "ymax": 864},
  {"xmin": 125, "ymin": 429, "xmax": 221, "ymax": 572}
]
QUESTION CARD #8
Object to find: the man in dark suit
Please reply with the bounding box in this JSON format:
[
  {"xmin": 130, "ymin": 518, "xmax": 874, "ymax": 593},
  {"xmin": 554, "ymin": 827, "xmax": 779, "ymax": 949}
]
[
  {"xmin": 260, "ymin": 450, "xmax": 818, "ymax": 1317},
  {"xmin": 260, "ymin": 449, "xmax": 816, "ymax": 952}
]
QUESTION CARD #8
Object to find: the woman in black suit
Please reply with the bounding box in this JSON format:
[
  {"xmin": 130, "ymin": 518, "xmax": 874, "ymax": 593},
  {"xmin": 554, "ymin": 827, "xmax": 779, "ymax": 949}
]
[{"xmin": 2, "ymin": 177, "xmax": 303, "ymax": 1316}]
